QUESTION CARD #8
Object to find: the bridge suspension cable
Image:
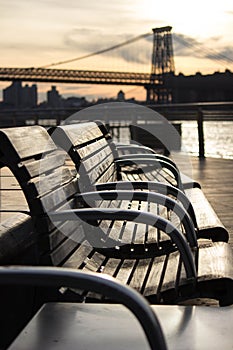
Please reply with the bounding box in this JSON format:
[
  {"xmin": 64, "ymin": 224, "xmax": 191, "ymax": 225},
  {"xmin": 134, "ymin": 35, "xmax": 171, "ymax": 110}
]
[
  {"xmin": 39, "ymin": 27, "xmax": 232, "ymax": 72},
  {"xmin": 173, "ymin": 33, "xmax": 233, "ymax": 68},
  {"xmin": 40, "ymin": 31, "xmax": 153, "ymax": 69}
]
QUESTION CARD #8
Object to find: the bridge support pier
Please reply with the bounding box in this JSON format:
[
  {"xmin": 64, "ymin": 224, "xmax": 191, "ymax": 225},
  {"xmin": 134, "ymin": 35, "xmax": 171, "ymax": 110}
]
[
  {"xmin": 147, "ymin": 26, "xmax": 175, "ymax": 104},
  {"xmin": 145, "ymin": 84, "xmax": 173, "ymax": 104}
]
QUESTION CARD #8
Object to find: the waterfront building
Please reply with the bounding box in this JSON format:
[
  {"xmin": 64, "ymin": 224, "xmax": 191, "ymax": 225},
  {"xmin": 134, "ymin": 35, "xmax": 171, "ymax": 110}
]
[
  {"xmin": 3, "ymin": 81, "xmax": 37, "ymax": 108},
  {"xmin": 47, "ymin": 86, "xmax": 63, "ymax": 107}
]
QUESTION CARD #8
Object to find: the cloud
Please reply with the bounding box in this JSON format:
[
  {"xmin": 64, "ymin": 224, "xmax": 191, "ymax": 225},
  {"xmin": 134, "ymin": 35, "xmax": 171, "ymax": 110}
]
[
  {"xmin": 173, "ymin": 32, "xmax": 233, "ymax": 65},
  {"xmin": 62, "ymin": 28, "xmax": 152, "ymax": 65}
]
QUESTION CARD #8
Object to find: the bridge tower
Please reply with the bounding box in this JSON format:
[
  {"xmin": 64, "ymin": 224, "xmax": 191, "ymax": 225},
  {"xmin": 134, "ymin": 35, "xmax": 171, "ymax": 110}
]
[{"xmin": 146, "ymin": 26, "xmax": 175, "ymax": 104}]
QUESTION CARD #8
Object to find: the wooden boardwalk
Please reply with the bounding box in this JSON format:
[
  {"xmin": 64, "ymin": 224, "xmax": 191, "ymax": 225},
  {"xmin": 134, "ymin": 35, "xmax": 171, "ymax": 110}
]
[{"xmin": 0, "ymin": 156, "xmax": 233, "ymax": 247}]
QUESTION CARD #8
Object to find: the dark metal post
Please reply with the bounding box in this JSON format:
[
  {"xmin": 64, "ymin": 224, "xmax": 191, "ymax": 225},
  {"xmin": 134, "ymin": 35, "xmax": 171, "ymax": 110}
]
[
  {"xmin": 197, "ymin": 108, "xmax": 205, "ymax": 158},
  {"xmin": 34, "ymin": 114, "xmax": 39, "ymax": 125},
  {"xmin": 56, "ymin": 114, "xmax": 61, "ymax": 126}
]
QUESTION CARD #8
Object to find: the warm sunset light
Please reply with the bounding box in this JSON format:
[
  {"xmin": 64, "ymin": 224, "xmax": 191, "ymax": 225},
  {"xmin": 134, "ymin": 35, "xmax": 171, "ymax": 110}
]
[
  {"xmin": 1, "ymin": 7, "xmax": 233, "ymax": 341},
  {"xmin": 1, "ymin": 0, "xmax": 233, "ymax": 101},
  {"xmin": 136, "ymin": 0, "xmax": 232, "ymax": 38}
]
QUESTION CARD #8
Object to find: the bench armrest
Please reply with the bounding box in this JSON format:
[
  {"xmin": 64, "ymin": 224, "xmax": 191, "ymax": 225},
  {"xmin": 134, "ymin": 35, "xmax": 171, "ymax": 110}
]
[
  {"xmin": 0, "ymin": 266, "xmax": 167, "ymax": 350},
  {"xmin": 115, "ymin": 144, "xmax": 156, "ymax": 152},
  {"xmin": 49, "ymin": 208, "xmax": 197, "ymax": 281},
  {"xmin": 95, "ymin": 181, "xmax": 198, "ymax": 229},
  {"xmin": 116, "ymin": 153, "xmax": 178, "ymax": 169},
  {"xmin": 75, "ymin": 190, "xmax": 197, "ymax": 248}
]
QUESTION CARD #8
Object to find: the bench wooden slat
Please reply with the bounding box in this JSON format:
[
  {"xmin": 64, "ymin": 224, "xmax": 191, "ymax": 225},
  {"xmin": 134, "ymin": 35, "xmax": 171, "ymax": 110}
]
[
  {"xmin": 129, "ymin": 258, "xmax": 152, "ymax": 292},
  {"xmin": 82, "ymin": 251, "xmax": 107, "ymax": 273},
  {"xmin": 49, "ymin": 236, "xmax": 81, "ymax": 267},
  {"xmin": 28, "ymin": 167, "xmax": 75, "ymax": 197},
  {"xmin": 0, "ymin": 126, "xmax": 56, "ymax": 162},
  {"xmin": 143, "ymin": 253, "xmax": 180, "ymax": 302},
  {"xmin": 41, "ymin": 220, "xmax": 84, "ymax": 252},
  {"xmin": 51, "ymin": 123, "xmax": 103, "ymax": 148},
  {"xmin": 122, "ymin": 168, "xmax": 176, "ymax": 187},
  {"xmin": 185, "ymin": 187, "xmax": 228, "ymax": 240},
  {"xmin": 64, "ymin": 241, "xmax": 94, "ymax": 269},
  {"xmin": 114, "ymin": 259, "xmax": 137, "ymax": 284},
  {"xmin": 78, "ymin": 138, "xmax": 113, "ymax": 160},
  {"xmin": 22, "ymin": 151, "xmax": 67, "ymax": 179},
  {"xmin": 33, "ymin": 179, "xmax": 79, "ymax": 216},
  {"xmin": 80, "ymin": 150, "xmax": 117, "ymax": 185}
]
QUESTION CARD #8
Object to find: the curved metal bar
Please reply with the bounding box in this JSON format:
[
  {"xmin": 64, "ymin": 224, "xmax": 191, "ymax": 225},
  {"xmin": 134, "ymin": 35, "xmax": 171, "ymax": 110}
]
[
  {"xmin": 115, "ymin": 144, "xmax": 157, "ymax": 154},
  {"xmin": 75, "ymin": 190, "xmax": 197, "ymax": 248},
  {"xmin": 117, "ymin": 153, "xmax": 178, "ymax": 169},
  {"xmin": 0, "ymin": 266, "xmax": 167, "ymax": 350},
  {"xmin": 115, "ymin": 158, "xmax": 183, "ymax": 190},
  {"xmin": 95, "ymin": 181, "xmax": 198, "ymax": 229},
  {"xmin": 0, "ymin": 209, "xmax": 31, "ymax": 215},
  {"xmin": 49, "ymin": 208, "xmax": 197, "ymax": 280}
]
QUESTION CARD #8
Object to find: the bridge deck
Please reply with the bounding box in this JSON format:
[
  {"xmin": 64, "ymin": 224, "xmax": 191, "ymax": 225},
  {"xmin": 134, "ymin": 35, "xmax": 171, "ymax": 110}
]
[{"xmin": 0, "ymin": 67, "xmax": 151, "ymax": 85}]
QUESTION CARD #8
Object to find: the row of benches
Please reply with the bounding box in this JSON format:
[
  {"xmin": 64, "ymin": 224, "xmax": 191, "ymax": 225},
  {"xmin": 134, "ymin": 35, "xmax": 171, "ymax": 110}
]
[{"xmin": 0, "ymin": 121, "xmax": 233, "ymax": 347}]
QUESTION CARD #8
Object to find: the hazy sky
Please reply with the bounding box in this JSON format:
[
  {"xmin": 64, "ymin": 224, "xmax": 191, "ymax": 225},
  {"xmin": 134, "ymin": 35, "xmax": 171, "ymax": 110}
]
[{"xmin": 1, "ymin": 0, "xmax": 233, "ymax": 101}]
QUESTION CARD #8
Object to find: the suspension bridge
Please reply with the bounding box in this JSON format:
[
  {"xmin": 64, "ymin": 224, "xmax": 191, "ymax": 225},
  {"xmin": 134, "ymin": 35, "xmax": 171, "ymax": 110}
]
[
  {"xmin": 0, "ymin": 26, "xmax": 232, "ymax": 103},
  {"xmin": 0, "ymin": 68, "xmax": 151, "ymax": 86}
]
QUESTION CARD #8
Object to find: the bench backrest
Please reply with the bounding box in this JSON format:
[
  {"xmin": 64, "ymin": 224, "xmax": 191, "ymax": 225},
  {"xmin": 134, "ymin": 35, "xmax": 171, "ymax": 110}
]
[
  {"xmin": 50, "ymin": 121, "xmax": 184, "ymax": 191},
  {"xmin": 49, "ymin": 122, "xmax": 120, "ymax": 192},
  {"xmin": 0, "ymin": 126, "xmax": 85, "ymax": 266}
]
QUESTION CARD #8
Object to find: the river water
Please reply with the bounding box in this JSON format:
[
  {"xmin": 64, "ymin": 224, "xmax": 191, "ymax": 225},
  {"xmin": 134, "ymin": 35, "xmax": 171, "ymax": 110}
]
[{"xmin": 181, "ymin": 121, "xmax": 233, "ymax": 159}]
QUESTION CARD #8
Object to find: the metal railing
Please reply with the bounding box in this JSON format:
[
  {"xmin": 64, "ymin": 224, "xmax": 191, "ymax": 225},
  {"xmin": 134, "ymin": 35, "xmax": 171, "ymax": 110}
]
[{"xmin": 0, "ymin": 102, "xmax": 233, "ymax": 158}]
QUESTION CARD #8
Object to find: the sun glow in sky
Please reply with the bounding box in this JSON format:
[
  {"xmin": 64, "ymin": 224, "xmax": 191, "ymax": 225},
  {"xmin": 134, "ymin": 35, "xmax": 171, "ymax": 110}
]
[
  {"xmin": 1, "ymin": 0, "xmax": 233, "ymax": 102},
  {"xmin": 136, "ymin": 0, "xmax": 232, "ymax": 38}
]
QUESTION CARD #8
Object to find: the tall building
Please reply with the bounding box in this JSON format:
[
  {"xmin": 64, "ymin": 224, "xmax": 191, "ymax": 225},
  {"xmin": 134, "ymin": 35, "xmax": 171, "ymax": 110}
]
[
  {"xmin": 47, "ymin": 86, "xmax": 63, "ymax": 107},
  {"xmin": 3, "ymin": 81, "xmax": 37, "ymax": 108},
  {"xmin": 22, "ymin": 84, "xmax": 37, "ymax": 107}
]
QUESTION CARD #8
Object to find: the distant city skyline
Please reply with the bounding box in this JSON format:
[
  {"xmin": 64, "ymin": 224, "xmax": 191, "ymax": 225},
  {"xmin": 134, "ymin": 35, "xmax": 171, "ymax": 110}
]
[
  {"xmin": 0, "ymin": 81, "xmax": 131, "ymax": 105},
  {"xmin": 1, "ymin": 81, "xmax": 130, "ymax": 107},
  {"xmin": 1, "ymin": 0, "xmax": 233, "ymax": 101}
]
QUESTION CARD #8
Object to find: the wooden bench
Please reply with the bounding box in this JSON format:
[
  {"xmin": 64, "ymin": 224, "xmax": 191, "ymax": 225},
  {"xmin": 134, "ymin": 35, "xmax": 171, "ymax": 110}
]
[
  {"xmin": 97, "ymin": 121, "xmax": 229, "ymax": 241},
  {"xmin": 0, "ymin": 125, "xmax": 233, "ymax": 307},
  {"xmin": 98, "ymin": 121, "xmax": 200, "ymax": 189},
  {"xmin": 50, "ymin": 121, "xmax": 229, "ymax": 242},
  {"xmin": 96, "ymin": 121, "xmax": 195, "ymax": 190}
]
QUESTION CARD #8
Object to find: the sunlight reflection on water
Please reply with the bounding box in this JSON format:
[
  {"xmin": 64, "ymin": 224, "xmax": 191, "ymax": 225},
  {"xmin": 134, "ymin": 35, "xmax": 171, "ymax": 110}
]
[{"xmin": 181, "ymin": 121, "xmax": 233, "ymax": 159}]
